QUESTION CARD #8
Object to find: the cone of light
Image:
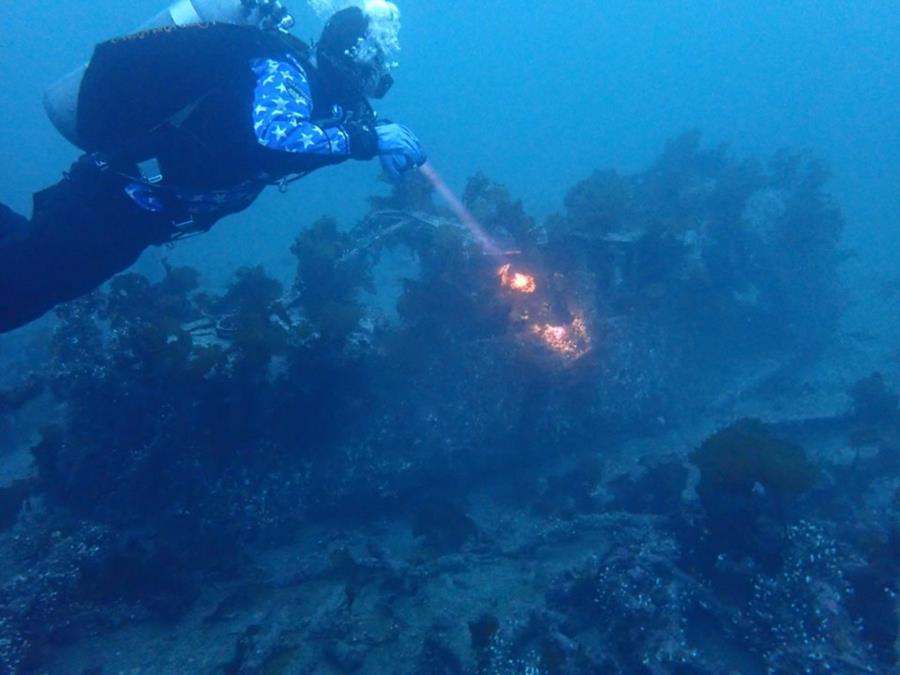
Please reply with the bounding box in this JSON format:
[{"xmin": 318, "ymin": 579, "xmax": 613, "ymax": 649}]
[
  {"xmin": 417, "ymin": 162, "xmax": 589, "ymax": 359},
  {"xmin": 418, "ymin": 162, "xmax": 503, "ymax": 256}
]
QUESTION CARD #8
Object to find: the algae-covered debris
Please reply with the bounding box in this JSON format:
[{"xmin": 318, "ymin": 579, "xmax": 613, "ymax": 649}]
[{"xmin": 2, "ymin": 133, "xmax": 880, "ymax": 674}]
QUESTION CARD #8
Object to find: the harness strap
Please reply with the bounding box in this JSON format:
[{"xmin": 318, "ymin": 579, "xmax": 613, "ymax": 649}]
[{"xmin": 81, "ymin": 153, "xmax": 205, "ymax": 238}]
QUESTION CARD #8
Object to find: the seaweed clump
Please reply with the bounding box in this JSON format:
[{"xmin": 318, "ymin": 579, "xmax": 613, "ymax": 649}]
[
  {"xmin": 692, "ymin": 419, "xmax": 819, "ymax": 503},
  {"xmin": 463, "ymin": 171, "xmax": 539, "ymax": 252},
  {"xmin": 291, "ymin": 215, "xmax": 372, "ymax": 347},
  {"xmin": 32, "ymin": 262, "xmax": 300, "ymax": 544},
  {"xmin": 547, "ymin": 131, "xmax": 845, "ymax": 366},
  {"xmin": 688, "ymin": 419, "xmax": 820, "ymax": 581}
]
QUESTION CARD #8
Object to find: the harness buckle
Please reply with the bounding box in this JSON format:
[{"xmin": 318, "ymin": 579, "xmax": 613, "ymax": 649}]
[
  {"xmin": 137, "ymin": 158, "xmax": 164, "ymax": 185},
  {"xmin": 168, "ymin": 213, "xmax": 212, "ymax": 241},
  {"xmin": 171, "ymin": 214, "xmax": 196, "ymax": 233},
  {"xmin": 78, "ymin": 153, "xmax": 110, "ymax": 172}
]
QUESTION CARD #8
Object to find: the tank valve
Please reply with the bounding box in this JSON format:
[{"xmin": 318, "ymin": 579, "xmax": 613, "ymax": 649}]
[{"xmin": 241, "ymin": 0, "xmax": 295, "ymax": 32}]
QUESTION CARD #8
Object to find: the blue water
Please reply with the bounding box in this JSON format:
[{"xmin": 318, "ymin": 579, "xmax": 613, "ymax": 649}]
[
  {"xmin": 2, "ymin": 1, "xmax": 898, "ymax": 278},
  {"xmin": 1, "ymin": 2, "xmax": 900, "ymax": 673}
]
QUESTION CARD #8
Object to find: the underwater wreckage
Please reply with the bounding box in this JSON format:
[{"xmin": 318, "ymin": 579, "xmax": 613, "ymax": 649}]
[{"xmin": 2, "ymin": 133, "xmax": 899, "ymax": 674}]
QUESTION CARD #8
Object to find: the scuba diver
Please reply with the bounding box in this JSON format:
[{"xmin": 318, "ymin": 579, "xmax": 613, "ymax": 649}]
[{"xmin": 0, "ymin": 0, "xmax": 425, "ymax": 333}]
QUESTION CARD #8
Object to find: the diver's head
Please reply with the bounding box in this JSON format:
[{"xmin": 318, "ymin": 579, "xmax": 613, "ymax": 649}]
[{"xmin": 316, "ymin": 1, "xmax": 401, "ymax": 100}]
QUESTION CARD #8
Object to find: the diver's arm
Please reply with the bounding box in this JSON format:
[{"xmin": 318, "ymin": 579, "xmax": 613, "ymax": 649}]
[{"xmin": 251, "ymin": 57, "xmax": 378, "ymax": 160}]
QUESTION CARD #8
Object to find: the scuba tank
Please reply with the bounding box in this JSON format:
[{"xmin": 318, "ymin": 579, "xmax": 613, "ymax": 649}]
[{"xmin": 43, "ymin": 0, "xmax": 295, "ymax": 149}]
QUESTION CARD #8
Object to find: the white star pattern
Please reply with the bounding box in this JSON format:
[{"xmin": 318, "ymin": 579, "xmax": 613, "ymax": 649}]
[
  {"xmin": 135, "ymin": 174, "xmax": 266, "ymax": 216},
  {"xmin": 251, "ymin": 55, "xmax": 353, "ymax": 158}
]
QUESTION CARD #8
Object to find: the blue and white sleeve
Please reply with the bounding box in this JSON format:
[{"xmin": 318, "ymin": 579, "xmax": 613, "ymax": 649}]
[{"xmin": 251, "ymin": 57, "xmax": 354, "ymax": 156}]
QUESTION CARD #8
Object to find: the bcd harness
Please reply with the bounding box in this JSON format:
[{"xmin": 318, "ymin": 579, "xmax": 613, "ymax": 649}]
[{"xmin": 73, "ymin": 22, "xmax": 327, "ymax": 237}]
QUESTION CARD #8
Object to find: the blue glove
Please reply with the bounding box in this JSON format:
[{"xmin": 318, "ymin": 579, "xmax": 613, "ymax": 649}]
[{"xmin": 376, "ymin": 123, "xmax": 426, "ymax": 180}]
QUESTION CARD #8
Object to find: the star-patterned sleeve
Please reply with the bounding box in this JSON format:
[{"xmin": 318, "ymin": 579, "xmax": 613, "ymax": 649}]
[{"xmin": 251, "ymin": 56, "xmax": 351, "ymax": 157}]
